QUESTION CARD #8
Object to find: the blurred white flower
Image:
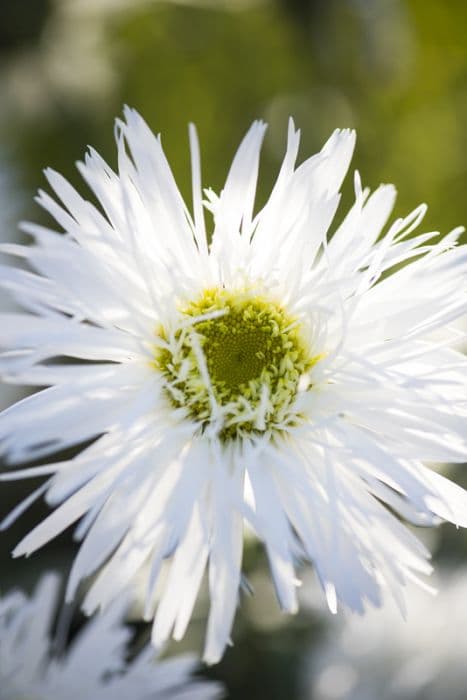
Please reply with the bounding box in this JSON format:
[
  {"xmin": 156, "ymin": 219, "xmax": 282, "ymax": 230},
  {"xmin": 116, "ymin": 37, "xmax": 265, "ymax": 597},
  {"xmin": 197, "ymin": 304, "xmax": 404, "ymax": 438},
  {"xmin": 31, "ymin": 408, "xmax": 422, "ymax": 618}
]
[
  {"xmin": 0, "ymin": 572, "xmax": 222, "ymax": 699},
  {"xmin": 1, "ymin": 109, "xmax": 467, "ymax": 663},
  {"xmin": 305, "ymin": 567, "xmax": 467, "ymax": 700}
]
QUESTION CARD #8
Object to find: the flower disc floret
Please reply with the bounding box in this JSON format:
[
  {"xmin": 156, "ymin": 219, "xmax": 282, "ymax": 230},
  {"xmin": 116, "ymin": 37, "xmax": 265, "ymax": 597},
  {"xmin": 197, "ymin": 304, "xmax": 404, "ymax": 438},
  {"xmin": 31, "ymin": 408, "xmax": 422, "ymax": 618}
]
[{"xmin": 157, "ymin": 288, "xmax": 313, "ymax": 439}]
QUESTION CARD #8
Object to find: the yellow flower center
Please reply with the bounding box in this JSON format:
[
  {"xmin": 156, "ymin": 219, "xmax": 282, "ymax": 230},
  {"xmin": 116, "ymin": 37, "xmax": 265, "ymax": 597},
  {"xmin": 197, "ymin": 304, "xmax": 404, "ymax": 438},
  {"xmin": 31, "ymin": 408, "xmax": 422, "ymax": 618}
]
[{"xmin": 156, "ymin": 288, "xmax": 317, "ymax": 440}]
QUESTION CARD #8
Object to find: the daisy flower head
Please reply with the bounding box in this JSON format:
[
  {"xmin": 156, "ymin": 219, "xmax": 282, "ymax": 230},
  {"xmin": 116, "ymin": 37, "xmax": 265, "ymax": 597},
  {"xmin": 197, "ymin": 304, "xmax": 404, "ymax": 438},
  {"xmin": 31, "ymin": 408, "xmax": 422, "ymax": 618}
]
[
  {"xmin": 1, "ymin": 108, "xmax": 467, "ymax": 663},
  {"xmin": 0, "ymin": 572, "xmax": 223, "ymax": 699}
]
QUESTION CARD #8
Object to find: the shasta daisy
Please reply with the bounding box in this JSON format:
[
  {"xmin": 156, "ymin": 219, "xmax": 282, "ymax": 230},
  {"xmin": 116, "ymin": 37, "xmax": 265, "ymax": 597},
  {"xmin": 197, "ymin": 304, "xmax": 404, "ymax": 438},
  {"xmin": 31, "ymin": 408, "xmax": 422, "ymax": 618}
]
[
  {"xmin": 0, "ymin": 572, "xmax": 222, "ymax": 699},
  {"xmin": 1, "ymin": 108, "xmax": 467, "ymax": 663}
]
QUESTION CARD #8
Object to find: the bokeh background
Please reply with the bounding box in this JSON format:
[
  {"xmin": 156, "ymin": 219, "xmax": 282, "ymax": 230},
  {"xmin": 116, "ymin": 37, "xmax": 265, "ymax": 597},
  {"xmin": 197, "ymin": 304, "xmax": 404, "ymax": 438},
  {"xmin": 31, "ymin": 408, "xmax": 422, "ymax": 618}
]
[{"xmin": 0, "ymin": 1, "xmax": 467, "ymax": 698}]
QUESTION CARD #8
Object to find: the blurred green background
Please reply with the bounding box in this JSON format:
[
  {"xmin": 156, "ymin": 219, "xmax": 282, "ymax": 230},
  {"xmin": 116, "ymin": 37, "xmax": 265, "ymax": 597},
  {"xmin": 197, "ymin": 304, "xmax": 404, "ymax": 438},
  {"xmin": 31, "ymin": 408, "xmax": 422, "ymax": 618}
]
[{"xmin": 0, "ymin": 1, "xmax": 467, "ymax": 698}]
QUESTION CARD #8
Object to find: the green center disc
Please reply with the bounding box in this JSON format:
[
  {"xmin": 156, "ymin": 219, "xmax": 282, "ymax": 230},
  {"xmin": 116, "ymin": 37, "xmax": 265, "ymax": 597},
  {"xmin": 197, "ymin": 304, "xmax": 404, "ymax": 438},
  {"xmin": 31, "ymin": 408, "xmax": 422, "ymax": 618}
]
[
  {"xmin": 198, "ymin": 304, "xmax": 286, "ymax": 396},
  {"xmin": 156, "ymin": 287, "xmax": 316, "ymax": 439}
]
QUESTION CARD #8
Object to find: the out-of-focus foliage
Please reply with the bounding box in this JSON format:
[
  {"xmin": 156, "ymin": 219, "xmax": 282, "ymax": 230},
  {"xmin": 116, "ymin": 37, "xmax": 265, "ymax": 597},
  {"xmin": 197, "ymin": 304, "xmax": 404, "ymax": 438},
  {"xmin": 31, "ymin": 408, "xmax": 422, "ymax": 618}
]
[
  {"xmin": 1, "ymin": 0, "xmax": 467, "ymax": 230},
  {"xmin": 0, "ymin": 1, "xmax": 466, "ymax": 698}
]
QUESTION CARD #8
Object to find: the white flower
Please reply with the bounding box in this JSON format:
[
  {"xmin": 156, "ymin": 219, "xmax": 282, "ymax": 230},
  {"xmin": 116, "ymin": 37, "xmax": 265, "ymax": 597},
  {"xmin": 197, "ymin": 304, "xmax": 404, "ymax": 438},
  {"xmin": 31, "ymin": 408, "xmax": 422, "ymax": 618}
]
[
  {"xmin": 305, "ymin": 567, "xmax": 467, "ymax": 700},
  {"xmin": 0, "ymin": 572, "xmax": 222, "ymax": 699},
  {"xmin": 1, "ymin": 108, "xmax": 467, "ymax": 663}
]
